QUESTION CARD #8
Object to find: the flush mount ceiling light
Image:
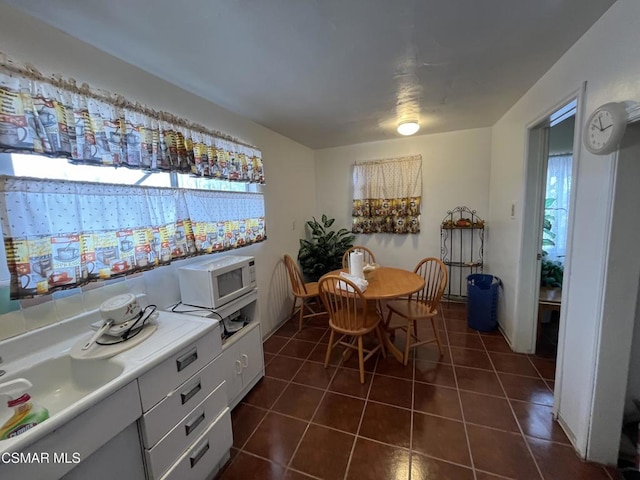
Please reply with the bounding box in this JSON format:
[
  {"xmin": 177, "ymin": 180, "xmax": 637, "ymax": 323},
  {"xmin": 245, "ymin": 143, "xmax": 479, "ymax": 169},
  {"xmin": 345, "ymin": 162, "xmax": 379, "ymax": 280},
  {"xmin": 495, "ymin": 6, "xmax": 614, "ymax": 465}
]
[{"xmin": 397, "ymin": 121, "xmax": 420, "ymax": 136}]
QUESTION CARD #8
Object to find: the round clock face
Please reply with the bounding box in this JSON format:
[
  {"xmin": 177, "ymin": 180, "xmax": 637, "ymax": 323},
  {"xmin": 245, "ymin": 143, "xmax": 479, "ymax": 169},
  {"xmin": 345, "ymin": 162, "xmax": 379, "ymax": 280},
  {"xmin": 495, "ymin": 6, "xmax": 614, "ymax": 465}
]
[{"xmin": 584, "ymin": 102, "xmax": 627, "ymax": 155}]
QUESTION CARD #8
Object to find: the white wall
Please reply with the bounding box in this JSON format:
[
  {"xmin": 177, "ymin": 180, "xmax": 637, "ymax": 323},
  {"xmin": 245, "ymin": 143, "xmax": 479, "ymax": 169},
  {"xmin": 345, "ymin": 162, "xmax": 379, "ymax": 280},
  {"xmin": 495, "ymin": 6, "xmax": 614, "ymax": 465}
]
[
  {"xmin": 488, "ymin": 0, "xmax": 640, "ymax": 461},
  {"xmin": 0, "ymin": 5, "xmax": 316, "ymax": 340},
  {"xmin": 314, "ymin": 128, "xmax": 492, "ymax": 272}
]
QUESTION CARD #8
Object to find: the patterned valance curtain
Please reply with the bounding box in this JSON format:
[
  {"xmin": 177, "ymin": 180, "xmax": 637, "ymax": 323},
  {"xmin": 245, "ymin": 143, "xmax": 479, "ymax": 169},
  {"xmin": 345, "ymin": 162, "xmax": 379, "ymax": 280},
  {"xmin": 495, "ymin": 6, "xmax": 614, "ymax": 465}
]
[
  {"xmin": 0, "ymin": 56, "xmax": 264, "ymax": 183},
  {"xmin": 0, "ymin": 176, "xmax": 266, "ymax": 299},
  {"xmin": 352, "ymin": 155, "xmax": 422, "ymax": 234}
]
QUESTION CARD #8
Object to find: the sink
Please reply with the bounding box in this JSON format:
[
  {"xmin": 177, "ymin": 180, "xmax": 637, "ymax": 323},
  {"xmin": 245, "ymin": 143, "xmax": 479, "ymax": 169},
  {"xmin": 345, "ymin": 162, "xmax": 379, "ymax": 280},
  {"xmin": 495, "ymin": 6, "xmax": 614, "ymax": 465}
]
[{"xmin": 0, "ymin": 356, "xmax": 124, "ymax": 417}]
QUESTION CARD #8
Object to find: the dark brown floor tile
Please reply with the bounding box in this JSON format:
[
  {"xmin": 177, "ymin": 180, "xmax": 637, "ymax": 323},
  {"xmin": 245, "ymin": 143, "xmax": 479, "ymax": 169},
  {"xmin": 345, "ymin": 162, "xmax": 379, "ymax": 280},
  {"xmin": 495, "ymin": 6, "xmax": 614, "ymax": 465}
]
[
  {"xmin": 243, "ymin": 412, "xmax": 307, "ymax": 466},
  {"xmin": 412, "ymin": 412, "xmax": 470, "ymax": 466},
  {"xmin": 474, "ymin": 471, "xmax": 513, "ymax": 480},
  {"xmin": 273, "ymin": 321, "xmax": 299, "ymax": 338},
  {"xmin": 489, "ymin": 352, "xmax": 541, "ymax": 377},
  {"xmin": 459, "ymin": 390, "xmax": 519, "ymax": 432},
  {"xmin": 263, "ymin": 335, "xmax": 290, "ymax": 354},
  {"xmin": 283, "ymin": 469, "xmax": 316, "ymax": 480},
  {"xmin": 242, "ymin": 377, "xmax": 288, "ymax": 409},
  {"xmin": 279, "ymin": 339, "xmax": 316, "ymax": 360},
  {"xmin": 272, "ymin": 383, "xmax": 324, "ymax": 421},
  {"xmin": 447, "ymin": 332, "xmax": 485, "ymax": 350},
  {"xmin": 545, "ymin": 379, "xmax": 555, "ymax": 391},
  {"xmin": 340, "ymin": 346, "xmax": 379, "ymax": 372},
  {"xmin": 529, "ymin": 356, "xmax": 557, "ymax": 380},
  {"xmin": 414, "ymin": 344, "xmax": 451, "ymax": 363},
  {"xmin": 294, "ymin": 327, "xmax": 327, "ymax": 342},
  {"xmin": 359, "ymin": 401, "xmax": 411, "ymax": 448},
  {"xmin": 499, "ymin": 372, "xmax": 554, "ymax": 406},
  {"xmin": 455, "ymin": 366, "xmax": 505, "ymax": 396},
  {"xmin": 467, "ymin": 424, "xmax": 540, "ymax": 479},
  {"xmin": 264, "ymin": 353, "xmax": 276, "ymax": 366},
  {"xmin": 290, "ymin": 424, "xmax": 355, "ymax": 480},
  {"xmin": 444, "ymin": 318, "xmax": 477, "ymax": 333},
  {"xmin": 528, "ymin": 436, "xmax": 611, "ymax": 480},
  {"xmin": 312, "ymin": 391, "xmax": 365, "ymax": 434},
  {"xmin": 318, "ymin": 329, "xmax": 331, "ymax": 344},
  {"xmin": 414, "ymin": 360, "xmax": 457, "ymax": 387},
  {"xmin": 217, "ymin": 451, "xmax": 285, "ymax": 480},
  {"xmin": 481, "ymin": 335, "xmax": 514, "ymax": 353},
  {"xmin": 304, "ymin": 312, "xmax": 330, "ymax": 328},
  {"xmin": 369, "ymin": 375, "xmax": 413, "ymax": 409},
  {"xmin": 346, "ymin": 437, "xmax": 410, "ymax": 480},
  {"xmin": 308, "ymin": 341, "xmax": 343, "ymax": 365},
  {"xmin": 292, "ymin": 361, "xmax": 336, "ymax": 389},
  {"xmin": 230, "ymin": 403, "xmax": 267, "ymax": 448},
  {"xmin": 450, "ymin": 346, "xmax": 493, "ymax": 370},
  {"xmin": 329, "ymin": 367, "xmax": 373, "ymax": 398},
  {"xmin": 413, "ymin": 383, "xmax": 462, "ymax": 420},
  {"xmin": 265, "ymin": 355, "xmax": 305, "ymax": 381},
  {"xmin": 511, "ymin": 400, "xmax": 569, "ymax": 444},
  {"xmin": 375, "ymin": 355, "xmax": 414, "ymax": 380},
  {"xmin": 410, "ymin": 452, "xmax": 474, "ymax": 480}
]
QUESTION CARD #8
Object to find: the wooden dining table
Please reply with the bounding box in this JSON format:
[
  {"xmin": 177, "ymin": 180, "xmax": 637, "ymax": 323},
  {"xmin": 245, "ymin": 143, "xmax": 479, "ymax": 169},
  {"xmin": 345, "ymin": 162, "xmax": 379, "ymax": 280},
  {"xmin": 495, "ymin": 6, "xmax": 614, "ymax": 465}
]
[{"xmin": 327, "ymin": 267, "xmax": 425, "ymax": 363}]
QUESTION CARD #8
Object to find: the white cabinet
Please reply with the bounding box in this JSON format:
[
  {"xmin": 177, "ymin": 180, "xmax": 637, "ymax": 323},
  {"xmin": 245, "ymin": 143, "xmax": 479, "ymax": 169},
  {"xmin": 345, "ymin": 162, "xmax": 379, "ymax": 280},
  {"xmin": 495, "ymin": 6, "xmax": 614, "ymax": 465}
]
[
  {"xmin": 222, "ymin": 321, "xmax": 264, "ymax": 408},
  {"xmin": 137, "ymin": 324, "xmax": 232, "ymax": 480}
]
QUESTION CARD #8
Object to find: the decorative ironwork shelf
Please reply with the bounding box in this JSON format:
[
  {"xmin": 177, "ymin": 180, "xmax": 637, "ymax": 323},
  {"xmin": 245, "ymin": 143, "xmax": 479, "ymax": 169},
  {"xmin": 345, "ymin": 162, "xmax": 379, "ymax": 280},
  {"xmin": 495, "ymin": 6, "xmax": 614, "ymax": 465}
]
[{"xmin": 440, "ymin": 206, "xmax": 484, "ymax": 299}]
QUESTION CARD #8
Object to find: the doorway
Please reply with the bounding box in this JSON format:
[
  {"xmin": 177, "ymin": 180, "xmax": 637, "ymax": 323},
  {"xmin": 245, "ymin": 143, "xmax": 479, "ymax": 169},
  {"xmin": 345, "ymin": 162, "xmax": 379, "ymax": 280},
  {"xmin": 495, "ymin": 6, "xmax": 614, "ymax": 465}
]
[{"xmin": 536, "ymin": 109, "xmax": 575, "ymax": 358}]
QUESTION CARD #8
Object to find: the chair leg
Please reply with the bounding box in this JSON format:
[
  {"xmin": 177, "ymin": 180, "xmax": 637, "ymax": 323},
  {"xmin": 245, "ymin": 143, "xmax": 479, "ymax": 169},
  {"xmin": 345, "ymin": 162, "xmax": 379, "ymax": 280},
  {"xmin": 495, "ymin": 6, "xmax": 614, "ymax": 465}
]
[
  {"xmin": 289, "ymin": 297, "xmax": 297, "ymax": 322},
  {"xmin": 431, "ymin": 316, "xmax": 444, "ymax": 356},
  {"xmin": 298, "ymin": 299, "xmax": 306, "ymax": 331},
  {"xmin": 375, "ymin": 325, "xmax": 387, "ymax": 359},
  {"xmin": 357, "ymin": 336, "xmax": 365, "ymax": 384},
  {"xmin": 403, "ymin": 320, "xmax": 413, "ymax": 366},
  {"xmin": 324, "ymin": 330, "xmax": 335, "ymax": 368}
]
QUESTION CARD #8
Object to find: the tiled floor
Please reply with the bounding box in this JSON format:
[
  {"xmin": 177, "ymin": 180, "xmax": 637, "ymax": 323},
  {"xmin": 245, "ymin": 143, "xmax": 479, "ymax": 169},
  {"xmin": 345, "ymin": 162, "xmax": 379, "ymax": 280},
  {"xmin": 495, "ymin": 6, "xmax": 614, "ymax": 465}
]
[{"xmin": 216, "ymin": 302, "xmax": 618, "ymax": 480}]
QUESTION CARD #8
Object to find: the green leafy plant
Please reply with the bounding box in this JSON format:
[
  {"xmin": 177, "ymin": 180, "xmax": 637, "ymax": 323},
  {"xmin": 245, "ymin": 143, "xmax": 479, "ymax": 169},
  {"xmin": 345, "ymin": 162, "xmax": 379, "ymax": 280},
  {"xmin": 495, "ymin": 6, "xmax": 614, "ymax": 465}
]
[
  {"xmin": 540, "ymin": 197, "xmax": 565, "ymax": 287},
  {"xmin": 298, "ymin": 214, "xmax": 355, "ymax": 281},
  {"xmin": 541, "ymin": 252, "xmax": 564, "ymax": 288},
  {"xmin": 542, "ymin": 198, "xmax": 557, "ymax": 253}
]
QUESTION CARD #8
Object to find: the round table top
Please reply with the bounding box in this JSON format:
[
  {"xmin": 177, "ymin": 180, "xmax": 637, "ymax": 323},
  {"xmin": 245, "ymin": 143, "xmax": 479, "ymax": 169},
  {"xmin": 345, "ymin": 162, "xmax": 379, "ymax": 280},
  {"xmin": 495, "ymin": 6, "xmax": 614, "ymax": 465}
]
[{"xmin": 325, "ymin": 267, "xmax": 425, "ymax": 300}]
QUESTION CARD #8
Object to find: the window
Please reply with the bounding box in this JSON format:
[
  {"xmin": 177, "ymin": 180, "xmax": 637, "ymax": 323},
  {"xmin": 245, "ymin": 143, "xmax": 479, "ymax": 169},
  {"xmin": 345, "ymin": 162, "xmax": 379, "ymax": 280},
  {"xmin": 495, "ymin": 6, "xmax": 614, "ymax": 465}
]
[{"xmin": 5, "ymin": 154, "xmax": 263, "ymax": 193}]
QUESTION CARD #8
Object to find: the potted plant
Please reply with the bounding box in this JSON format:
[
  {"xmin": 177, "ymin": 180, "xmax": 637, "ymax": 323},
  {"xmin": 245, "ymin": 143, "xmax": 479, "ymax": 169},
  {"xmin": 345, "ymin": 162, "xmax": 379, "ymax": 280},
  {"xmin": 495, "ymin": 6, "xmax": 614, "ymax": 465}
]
[{"xmin": 298, "ymin": 214, "xmax": 355, "ymax": 281}]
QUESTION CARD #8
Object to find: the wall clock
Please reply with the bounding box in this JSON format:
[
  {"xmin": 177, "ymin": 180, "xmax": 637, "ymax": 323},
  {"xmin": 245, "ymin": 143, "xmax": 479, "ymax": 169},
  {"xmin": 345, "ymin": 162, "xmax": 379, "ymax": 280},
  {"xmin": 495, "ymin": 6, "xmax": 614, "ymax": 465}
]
[{"xmin": 583, "ymin": 102, "xmax": 628, "ymax": 155}]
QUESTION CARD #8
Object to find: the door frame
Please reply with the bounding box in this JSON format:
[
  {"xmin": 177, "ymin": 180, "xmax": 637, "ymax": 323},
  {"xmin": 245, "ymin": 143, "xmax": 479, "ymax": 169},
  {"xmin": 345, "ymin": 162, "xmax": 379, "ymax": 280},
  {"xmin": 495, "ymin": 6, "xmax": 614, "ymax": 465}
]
[{"xmin": 517, "ymin": 83, "xmax": 586, "ymax": 411}]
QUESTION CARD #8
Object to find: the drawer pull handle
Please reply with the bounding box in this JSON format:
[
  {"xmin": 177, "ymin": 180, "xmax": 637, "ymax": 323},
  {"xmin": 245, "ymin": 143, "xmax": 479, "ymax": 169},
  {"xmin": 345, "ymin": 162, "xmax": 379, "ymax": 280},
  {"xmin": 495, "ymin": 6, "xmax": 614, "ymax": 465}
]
[
  {"xmin": 185, "ymin": 411, "xmax": 205, "ymax": 436},
  {"xmin": 241, "ymin": 353, "xmax": 249, "ymax": 368},
  {"xmin": 235, "ymin": 359, "xmax": 242, "ymax": 374},
  {"xmin": 181, "ymin": 381, "xmax": 202, "ymax": 405},
  {"xmin": 190, "ymin": 440, "xmax": 210, "ymax": 468},
  {"xmin": 176, "ymin": 347, "xmax": 198, "ymax": 372}
]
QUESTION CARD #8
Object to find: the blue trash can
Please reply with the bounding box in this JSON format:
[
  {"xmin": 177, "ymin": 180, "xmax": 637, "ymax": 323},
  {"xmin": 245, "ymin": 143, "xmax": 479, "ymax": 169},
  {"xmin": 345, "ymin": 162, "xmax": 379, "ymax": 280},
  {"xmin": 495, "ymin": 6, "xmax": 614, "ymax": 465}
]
[{"xmin": 467, "ymin": 274, "xmax": 501, "ymax": 332}]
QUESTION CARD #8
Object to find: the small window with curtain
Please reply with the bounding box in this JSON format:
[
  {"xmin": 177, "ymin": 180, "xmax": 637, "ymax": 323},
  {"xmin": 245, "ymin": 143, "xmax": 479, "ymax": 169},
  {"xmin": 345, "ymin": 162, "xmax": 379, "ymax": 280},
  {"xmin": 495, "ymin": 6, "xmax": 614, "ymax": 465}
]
[
  {"xmin": 352, "ymin": 155, "xmax": 422, "ymax": 234},
  {"xmin": 0, "ymin": 56, "xmax": 266, "ymax": 299}
]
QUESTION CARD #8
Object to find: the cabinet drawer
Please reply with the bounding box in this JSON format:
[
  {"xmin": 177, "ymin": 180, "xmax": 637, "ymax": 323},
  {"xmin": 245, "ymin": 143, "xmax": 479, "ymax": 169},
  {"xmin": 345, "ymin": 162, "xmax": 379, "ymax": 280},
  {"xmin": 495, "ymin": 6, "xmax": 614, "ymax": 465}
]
[
  {"xmin": 144, "ymin": 381, "xmax": 228, "ymax": 479},
  {"xmin": 158, "ymin": 409, "xmax": 232, "ymax": 480},
  {"xmin": 138, "ymin": 326, "xmax": 222, "ymax": 412},
  {"xmin": 140, "ymin": 352, "xmax": 225, "ymax": 447}
]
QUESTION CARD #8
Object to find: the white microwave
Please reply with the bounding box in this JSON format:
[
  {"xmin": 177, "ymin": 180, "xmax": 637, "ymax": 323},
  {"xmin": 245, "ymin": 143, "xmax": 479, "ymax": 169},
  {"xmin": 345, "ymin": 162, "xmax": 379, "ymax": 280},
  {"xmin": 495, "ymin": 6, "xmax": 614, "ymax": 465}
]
[{"xmin": 178, "ymin": 255, "xmax": 256, "ymax": 309}]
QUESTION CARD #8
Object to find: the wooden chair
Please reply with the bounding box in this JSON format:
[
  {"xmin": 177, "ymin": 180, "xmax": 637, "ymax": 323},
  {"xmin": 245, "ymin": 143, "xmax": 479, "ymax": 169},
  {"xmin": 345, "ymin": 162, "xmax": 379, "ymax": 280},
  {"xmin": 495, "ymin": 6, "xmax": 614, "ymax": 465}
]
[
  {"xmin": 283, "ymin": 254, "xmax": 325, "ymax": 331},
  {"xmin": 341, "ymin": 246, "xmax": 376, "ymax": 269},
  {"xmin": 319, "ymin": 275, "xmax": 386, "ymax": 383},
  {"xmin": 384, "ymin": 257, "xmax": 448, "ymax": 365}
]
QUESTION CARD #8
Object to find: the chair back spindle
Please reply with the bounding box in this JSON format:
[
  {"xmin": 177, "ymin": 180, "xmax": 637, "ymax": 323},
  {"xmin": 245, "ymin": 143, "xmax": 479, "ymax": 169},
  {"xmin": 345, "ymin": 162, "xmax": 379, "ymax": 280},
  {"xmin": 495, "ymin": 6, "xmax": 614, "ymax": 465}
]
[
  {"xmin": 412, "ymin": 257, "xmax": 447, "ymax": 315},
  {"xmin": 284, "ymin": 254, "xmax": 309, "ymax": 296}
]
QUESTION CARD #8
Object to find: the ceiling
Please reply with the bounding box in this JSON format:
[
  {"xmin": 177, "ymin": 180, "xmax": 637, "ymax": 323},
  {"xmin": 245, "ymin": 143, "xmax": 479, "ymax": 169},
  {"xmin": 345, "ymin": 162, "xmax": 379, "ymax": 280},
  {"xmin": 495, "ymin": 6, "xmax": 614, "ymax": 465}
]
[{"xmin": 2, "ymin": 0, "xmax": 616, "ymax": 149}]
